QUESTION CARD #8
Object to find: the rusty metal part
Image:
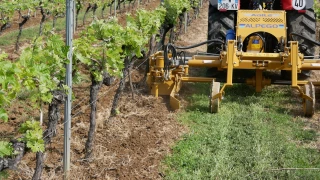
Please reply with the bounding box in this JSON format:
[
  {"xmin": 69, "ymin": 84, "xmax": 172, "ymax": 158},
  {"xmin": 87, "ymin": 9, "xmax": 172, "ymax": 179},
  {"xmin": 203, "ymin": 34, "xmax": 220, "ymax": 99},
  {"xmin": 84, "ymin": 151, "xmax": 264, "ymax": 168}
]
[
  {"xmin": 304, "ymin": 82, "xmax": 315, "ymax": 117},
  {"xmin": 210, "ymin": 81, "xmax": 220, "ymax": 113}
]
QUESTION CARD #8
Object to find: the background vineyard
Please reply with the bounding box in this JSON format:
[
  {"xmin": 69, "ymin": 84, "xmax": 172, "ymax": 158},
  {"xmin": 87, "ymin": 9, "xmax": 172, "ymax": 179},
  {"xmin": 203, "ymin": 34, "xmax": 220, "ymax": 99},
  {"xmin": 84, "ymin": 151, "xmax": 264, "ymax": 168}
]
[{"xmin": 0, "ymin": 0, "xmax": 159, "ymax": 52}]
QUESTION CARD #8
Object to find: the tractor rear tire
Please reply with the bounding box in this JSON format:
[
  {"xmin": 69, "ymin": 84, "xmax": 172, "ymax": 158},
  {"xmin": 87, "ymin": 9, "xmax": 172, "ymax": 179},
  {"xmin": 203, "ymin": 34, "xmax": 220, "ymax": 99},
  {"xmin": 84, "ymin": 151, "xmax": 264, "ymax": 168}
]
[
  {"xmin": 283, "ymin": 9, "xmax": 317, "ymax": 79},
  {"xmin": 207, "ymin": 5, "xmax": 235, "ymax": 54},
  {"xmin": 207, "ymin": 5, "xmax": 234, "ymax": 77}
]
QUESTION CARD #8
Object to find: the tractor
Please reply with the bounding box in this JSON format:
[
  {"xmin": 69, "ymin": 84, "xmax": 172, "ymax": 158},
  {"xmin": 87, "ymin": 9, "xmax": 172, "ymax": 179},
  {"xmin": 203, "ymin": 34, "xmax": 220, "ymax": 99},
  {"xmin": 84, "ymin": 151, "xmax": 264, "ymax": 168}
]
[
  {"xmin": 207, "ymin": 0, "xmax": 317, "ymax": 79},
  {"xmin": 147, "ymin": 0, "xmax": 320, "ymax": 117}
]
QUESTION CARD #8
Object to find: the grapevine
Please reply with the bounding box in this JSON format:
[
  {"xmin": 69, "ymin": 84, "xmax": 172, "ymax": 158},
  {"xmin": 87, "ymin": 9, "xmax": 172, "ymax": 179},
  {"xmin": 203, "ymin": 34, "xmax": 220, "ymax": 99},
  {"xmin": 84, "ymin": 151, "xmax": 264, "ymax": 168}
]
[
  {"xmin": 0, "ymin": 141, "xmax": 14, "ymax": 158},
  {"xmin": 73, "ymin": 6, "xmax": 165, "ymax": 158},
  {"xmin": 0, "ymin": 0, "xmax": 201, "ymax": 179},
  {"xmin": 314, "ymin": 0, "xmax": 320, "ymax": 19},
  {"xmin": 0, "ymin": 0, "xmax": 15, "ymax": 35},
  {"xmin": 0, "ymin": 52, "xmax": 21, "ymax": 122},
  {"xmin": 17, "ymin": 31, "xmax": 69, "ymax": 179},
  {"xmin": 0, "ymin": 31, "xmax": 69, "ymax": 179},
  {"xmin": 158, "ymin": 0, "xmax": 192, "ymax": 49}
]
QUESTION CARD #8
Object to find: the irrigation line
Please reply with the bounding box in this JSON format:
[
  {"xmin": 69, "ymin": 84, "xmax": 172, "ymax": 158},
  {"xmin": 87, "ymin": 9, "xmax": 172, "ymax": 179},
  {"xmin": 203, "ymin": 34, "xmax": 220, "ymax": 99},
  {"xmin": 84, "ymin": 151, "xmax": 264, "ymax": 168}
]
[{"xmin": 42, "ymin": 56, "xmax": 149, "ymax": 140}]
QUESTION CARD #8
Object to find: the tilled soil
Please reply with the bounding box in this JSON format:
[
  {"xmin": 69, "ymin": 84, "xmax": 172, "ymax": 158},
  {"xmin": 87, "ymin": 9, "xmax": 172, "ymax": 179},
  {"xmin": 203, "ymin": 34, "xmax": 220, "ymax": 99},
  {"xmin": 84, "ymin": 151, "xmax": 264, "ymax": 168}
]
[
  {"xmin": 174, "ymin": 6, "xmax": 208, "ymax": 53},
  {"xmin": 7, "ymin": 71, "xmax": 186, "ymax": 180}
]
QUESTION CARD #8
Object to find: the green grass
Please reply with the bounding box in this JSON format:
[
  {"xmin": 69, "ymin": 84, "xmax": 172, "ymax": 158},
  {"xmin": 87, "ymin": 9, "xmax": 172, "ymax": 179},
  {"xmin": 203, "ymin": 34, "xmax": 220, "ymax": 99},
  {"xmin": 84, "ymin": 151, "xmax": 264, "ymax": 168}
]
[
  {"xmin": 162, "ymin": 83, "xmax": 320, "ymax": 179},
  {"xmin": 0, "ymin": 2, "xmax": 149, "ymax": 48},
  {"xmin": 0, "ymin": 15, "xmax": 66, "ymax": 47}
]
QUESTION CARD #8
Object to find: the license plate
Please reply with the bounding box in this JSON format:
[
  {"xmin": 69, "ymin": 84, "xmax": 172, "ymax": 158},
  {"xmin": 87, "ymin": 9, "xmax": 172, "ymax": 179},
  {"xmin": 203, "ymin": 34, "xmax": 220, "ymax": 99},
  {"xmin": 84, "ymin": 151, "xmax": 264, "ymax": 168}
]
[{"xmin": 218, "ymin": 0, "xmax": 239, "ymax": 10}]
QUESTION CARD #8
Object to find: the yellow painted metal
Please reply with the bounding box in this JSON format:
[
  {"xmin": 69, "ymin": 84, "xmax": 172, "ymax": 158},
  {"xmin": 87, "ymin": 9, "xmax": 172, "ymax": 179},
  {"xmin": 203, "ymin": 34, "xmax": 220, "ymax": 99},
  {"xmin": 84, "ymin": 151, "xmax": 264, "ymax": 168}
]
[
  {"xmin": 170, "ymin": 93, "xmax": 180, "ymax": 110},
  {"xmin": 187, "ymin": 52, "xmax": 320, "ymax": 70},
  {"xmin": 146, "ymin": 10, "xmax": 319, "ymax": 115},
  {"xmin": 170, "ymin": 75, "xmax": 182, "ymax": 110},
  {"xmin": 151, "ymin": 84, "xmax": 159, "ymax": 97},
  {"xmin": 288, "ymin": 42, "xmax": 313, "ymax": 103},
  {"xmin": 184, "ymin": 65, "xmax": 189, "ymax": 75},
  {"xmin": 236, "ymin": 10, "xmax": 286, "ymax": 43},
  {"xmin": 194, "ymin": 60, "xmax": 320, "ymax": 70},
  {"xmin": 147, "ymin": 40, "xmax": 319, "ymax": 110},
  {"xmin": 220, "ymin": 40, "xmax": 236, "ymax": 96},
  {"xmin": 246, "ymin": 74, "xmax": 271, "ymax": 92},
  {"xmin": 181, "ymin": 77, "xmax": 215, "ymax": 82},
  {"xmin": 237, "ymin": 52, "xmax": 282, "ymax": 60},
  {"xmin": 255, "ymin": 70, "xmax": 264, "ymax": 92},
  {"xmin": 149, "ymin": 80, "xmax": 174, "ymax": 96},
  {"xmin": 290, "ymin": 41, "xmax": 299, "ymax": 87},
  {"xmin": 188, "ymin": 59, "xmax": 221, "ymax": 67},
  {"xmin": 155, "ymin": 57, "xmax": 164, "ymax": 68},
  {"xmin": 298, "ymin": 81, "xmax": 320, "ymax": 86}
]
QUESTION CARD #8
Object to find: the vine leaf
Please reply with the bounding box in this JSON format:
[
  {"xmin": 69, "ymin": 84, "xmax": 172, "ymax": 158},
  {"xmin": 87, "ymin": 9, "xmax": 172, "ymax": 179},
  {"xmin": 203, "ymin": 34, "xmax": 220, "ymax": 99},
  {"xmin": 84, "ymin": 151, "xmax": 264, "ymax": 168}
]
[
  {"xmin": 0, "ymin": 108, "xmax": 9, "ymax": 122},
  {"xmin": 0, "ymin": 141, "xmax": 13, "ymax": 158},
  {"xmin": 18, "ymin": 120, "xmax": 45, "ymax": 153}
]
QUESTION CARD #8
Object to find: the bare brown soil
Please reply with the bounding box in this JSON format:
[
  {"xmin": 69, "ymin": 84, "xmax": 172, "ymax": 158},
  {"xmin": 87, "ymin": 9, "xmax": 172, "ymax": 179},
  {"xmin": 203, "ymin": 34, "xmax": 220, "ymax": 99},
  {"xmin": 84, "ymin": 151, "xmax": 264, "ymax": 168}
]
[
  {"xmin": 1, "ymin": 0, "xmax": 189, "ymax": 179},
  {"xmin": 174, "ymin": 8, "xmax": 208, "ymax": 53},
  {"xmin": 5, "ymin": 70, "xmax": 186, "ymax": 179}
]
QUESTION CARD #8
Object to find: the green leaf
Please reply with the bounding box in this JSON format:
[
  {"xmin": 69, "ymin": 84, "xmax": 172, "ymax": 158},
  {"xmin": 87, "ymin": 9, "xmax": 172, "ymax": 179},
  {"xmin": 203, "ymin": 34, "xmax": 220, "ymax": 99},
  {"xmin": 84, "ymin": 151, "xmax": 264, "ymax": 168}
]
[
  {"xmin": 0, "ymin": 108, "xmax": 8, "ymax": 122},
  {"xmin": 19, "ymin": 120, "xmax": 45, "ymax": 153},
  {"xmin": 0, "ymin": 141, "xmax": 13, "ymax": 158},
  {"xmin": 27, "ymin": 140, "xmax": 45, "ymax": 153},
  {"xmin": 19, "ymin": 120, "xmax": 41, "ymax": 133},
  {"xmin": 0, "ymin": 170, "xmax": 10, "ymax": 179}
]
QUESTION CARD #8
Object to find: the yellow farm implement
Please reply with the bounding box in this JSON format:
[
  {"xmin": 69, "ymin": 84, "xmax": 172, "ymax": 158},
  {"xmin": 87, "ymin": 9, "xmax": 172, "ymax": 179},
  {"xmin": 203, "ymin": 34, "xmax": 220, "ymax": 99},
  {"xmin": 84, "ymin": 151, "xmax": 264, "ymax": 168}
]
[{"xmin": 147, "ymin": 10, "xmax": 320, "ymax": 117}]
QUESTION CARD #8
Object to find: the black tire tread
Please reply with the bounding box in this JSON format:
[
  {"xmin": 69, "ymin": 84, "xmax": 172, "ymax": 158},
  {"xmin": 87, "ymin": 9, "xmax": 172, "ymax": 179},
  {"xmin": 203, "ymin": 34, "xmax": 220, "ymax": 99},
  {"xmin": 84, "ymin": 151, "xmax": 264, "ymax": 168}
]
[
  {"xmin": 207, "ymin": 4, "xmax": 235, "ymax": 53},
  {"xmin": 287, "ymin": 9, "xmax": 316, "ymax": 57}
]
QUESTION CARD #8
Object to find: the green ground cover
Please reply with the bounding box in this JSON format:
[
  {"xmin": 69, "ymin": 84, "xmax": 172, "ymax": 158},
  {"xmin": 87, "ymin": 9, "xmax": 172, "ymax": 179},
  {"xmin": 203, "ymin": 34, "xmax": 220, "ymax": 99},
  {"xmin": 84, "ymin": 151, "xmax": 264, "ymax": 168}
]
[{"xmin": 163, "ymin": 82, "xmax": 320, "ymax": 179}]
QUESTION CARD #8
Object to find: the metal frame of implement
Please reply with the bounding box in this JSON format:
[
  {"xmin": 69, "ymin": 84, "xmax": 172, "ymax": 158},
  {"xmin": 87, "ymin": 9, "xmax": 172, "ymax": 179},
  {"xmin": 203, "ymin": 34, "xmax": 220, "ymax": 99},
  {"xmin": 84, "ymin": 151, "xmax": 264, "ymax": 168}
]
[{"xmin": 147, "ymin": 10, "xmax": 320, "ymax": 117}]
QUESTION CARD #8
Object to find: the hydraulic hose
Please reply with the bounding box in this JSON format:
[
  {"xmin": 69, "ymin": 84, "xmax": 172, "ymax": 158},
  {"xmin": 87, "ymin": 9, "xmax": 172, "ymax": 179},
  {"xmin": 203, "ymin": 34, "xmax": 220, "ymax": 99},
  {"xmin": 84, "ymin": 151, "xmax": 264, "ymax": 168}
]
[
  {"xmin": 162, "ymin": 39, "xmax": 225, "ymax": 80},
  {"xmin": 173, "ymin": 39, "xmax": 225, "ymax": 49},
  {"xmin": 163, "ymin": 39, "xmax": 225, "ymax": 68},
  {"xmin": 289, "ymin": 32, "xmax": 320, "ymax": 46},
  {"xmin": 177, "ymin": 51, "xmax": 186, "ymax": 64},
  {"xmin": 163, "ymin": 43, "xmax": 177, "ymax": 71}
]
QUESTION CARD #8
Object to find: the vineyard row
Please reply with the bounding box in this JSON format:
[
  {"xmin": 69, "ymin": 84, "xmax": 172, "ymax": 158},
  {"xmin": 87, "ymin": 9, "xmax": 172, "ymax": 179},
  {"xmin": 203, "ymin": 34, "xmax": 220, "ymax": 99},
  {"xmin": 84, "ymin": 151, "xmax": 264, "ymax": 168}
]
[
  {"xmin": 0, "ymin": 0, "xmax": 157, "ymax": 51},
  {"xmin": 0, "ymin": 0, "xmax": 206, "ymax": 179}
]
